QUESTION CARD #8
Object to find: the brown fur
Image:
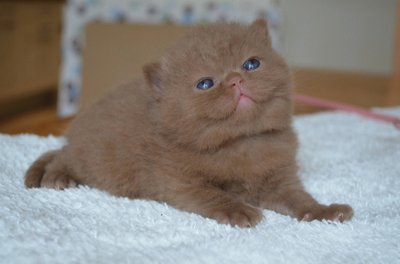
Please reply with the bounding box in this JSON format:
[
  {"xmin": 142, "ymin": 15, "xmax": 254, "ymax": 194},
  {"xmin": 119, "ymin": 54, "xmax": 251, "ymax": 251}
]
[{"xmin": 25, "ymin": 20, "xmax": 353, "ymax": 227}]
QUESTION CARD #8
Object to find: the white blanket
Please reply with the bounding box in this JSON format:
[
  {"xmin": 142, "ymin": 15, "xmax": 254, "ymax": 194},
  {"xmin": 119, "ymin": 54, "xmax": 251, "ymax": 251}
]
[{"xmin": 1, "ymin": 108, "xmax": 400, "ymax": 264}]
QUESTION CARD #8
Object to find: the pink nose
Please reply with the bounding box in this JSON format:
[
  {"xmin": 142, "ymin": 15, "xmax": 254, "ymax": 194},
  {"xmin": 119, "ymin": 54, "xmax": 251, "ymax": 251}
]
[{"xmin": 228, "ymin": 76, "xmax": 244, "ymax": 89}]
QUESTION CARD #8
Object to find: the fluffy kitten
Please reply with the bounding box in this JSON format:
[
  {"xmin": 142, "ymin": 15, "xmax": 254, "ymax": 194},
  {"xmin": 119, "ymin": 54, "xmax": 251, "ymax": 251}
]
[{"xmin": 25, "ymin": 20, "xmax": 353, "ymax": 227}]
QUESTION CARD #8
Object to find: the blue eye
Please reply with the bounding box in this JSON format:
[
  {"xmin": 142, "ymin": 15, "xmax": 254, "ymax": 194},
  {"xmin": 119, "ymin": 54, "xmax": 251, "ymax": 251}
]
[
  {"xmin": 196, "ymin": 78, "xmax": 214, "ymax": 90},
  {"xmin": 243, "ymin": 58, "xmax": 260, "ymax": 71}
]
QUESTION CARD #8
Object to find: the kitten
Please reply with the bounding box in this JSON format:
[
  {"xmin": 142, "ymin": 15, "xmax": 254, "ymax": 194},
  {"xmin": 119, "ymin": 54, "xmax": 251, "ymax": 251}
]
[{"xmin": 25, "ymin": 20, "xmax": 353, "ymax": 227}]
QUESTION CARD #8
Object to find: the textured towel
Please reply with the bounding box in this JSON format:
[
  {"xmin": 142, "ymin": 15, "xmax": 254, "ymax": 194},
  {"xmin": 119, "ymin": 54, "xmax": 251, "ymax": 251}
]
[{"xmin": 1, "ymin": 108, "xmax": 400, "ymax": 264}]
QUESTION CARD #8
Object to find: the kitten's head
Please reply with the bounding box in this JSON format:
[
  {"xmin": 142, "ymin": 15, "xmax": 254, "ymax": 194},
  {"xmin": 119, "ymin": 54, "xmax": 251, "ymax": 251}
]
[{"xmin": 144, "ymin": 19, "xmax": 292, "ymax": 150}]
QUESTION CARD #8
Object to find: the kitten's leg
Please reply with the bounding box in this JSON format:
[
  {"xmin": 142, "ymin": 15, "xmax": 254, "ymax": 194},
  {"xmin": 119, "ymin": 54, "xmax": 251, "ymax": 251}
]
[
  {"xmin": 259, "ymin": 166, "xmax": 353, "ymax": 222},
  {"xmin": 160, "ymin": 183, "xmax": 263, "ymax": 227}
]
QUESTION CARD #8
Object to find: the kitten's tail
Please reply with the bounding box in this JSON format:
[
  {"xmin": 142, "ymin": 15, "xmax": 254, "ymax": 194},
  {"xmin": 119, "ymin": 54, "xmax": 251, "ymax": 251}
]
[{"xmin": 25, "ymin": 150, "xmax": 59, "ymax": 188}]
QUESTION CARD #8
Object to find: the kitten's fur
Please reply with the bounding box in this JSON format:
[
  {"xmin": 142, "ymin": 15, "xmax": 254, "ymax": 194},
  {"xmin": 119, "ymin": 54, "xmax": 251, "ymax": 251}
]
[{"xmin": 25, "ymin": 20, "xmax": 353, "ymax": 227}]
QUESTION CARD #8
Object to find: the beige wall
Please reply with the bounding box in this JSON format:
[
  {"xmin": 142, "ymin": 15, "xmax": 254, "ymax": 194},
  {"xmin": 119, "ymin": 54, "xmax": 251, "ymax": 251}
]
[{"xmin": 280, "ymin": 0, "xmax": 397, "ymax": 74}]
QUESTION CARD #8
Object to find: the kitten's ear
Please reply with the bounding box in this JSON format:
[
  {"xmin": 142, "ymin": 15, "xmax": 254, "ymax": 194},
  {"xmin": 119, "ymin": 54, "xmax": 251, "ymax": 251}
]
[
  {"xmin": 249, "ymin": 19, "xmax": 271, "ymax": 44},
  {"xmin": 143, "ymin": 62, "xmax": 163, "ymax": 100},
  {"xmin": 251, "ymin": 19, "xmax": 268, "ymax": 30}
]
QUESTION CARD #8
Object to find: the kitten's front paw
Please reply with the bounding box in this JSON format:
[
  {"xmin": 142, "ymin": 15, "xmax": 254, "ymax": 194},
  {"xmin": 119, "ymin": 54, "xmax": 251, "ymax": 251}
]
[
  {"xmin": 211, "ymin": 205, "xmax": 263, "ymax": 228},
  {"xmin": 41, "ymin": 172, "xmax": 77, "ymax": 190},
  {"xmin": 301, "ymin": 204, "xmax": 353, "ymax": 222}
]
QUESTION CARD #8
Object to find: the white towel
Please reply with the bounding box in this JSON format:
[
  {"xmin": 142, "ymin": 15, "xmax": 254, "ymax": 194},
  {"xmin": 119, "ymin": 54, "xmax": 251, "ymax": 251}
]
[{"xmin": 1, "ymin": 108, "xmax": 400, "ymax": 264}]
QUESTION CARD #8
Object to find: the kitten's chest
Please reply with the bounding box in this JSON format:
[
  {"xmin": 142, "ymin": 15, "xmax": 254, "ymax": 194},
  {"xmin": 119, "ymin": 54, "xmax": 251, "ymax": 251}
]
[{"xmin": 194, "ymin": 135, "xmax": 294, "ymax": 180}]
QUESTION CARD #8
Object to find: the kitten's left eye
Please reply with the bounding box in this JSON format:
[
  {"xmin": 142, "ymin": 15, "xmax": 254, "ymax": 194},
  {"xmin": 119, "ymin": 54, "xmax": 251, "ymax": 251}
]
[
  {"xmin": 243, "ymin": 58, "xmax": 260, "ymax": 71},
  {"xmin": 196, "ymin": 78, "xmax": 214, "ymax": 90}
]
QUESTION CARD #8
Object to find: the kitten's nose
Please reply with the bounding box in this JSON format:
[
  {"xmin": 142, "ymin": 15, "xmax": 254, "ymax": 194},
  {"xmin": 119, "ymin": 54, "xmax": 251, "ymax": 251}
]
[{"xmin": 228, "ymin": 76, "xmax": 244, "ymax": 89}]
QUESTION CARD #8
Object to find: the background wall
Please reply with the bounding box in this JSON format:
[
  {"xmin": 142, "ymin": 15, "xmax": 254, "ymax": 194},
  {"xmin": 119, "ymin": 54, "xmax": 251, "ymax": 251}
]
[{"xmin": 280, "ymin": 0, "xmax": 397, "ymax": 74}]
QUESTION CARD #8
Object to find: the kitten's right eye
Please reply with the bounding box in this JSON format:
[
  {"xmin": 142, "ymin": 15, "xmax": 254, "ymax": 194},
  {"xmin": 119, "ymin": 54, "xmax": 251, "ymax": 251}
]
[{"xmin": 196, "ymin": 78, "xmax": 214, "ymax": 90}]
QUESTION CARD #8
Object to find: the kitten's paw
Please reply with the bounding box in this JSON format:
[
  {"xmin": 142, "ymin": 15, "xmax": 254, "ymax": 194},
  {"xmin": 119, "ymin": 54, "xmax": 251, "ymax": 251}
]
[
  {"xmin": 40, "ymin": 172, "xmax": 77, "ymax": 190},
  {"xmin": 211, "ymin": 205, "xmax": 263, "ymax": 228},
  {"xmin": 301, "ymin": 204, "xmax": 353, "ymax": 222}
]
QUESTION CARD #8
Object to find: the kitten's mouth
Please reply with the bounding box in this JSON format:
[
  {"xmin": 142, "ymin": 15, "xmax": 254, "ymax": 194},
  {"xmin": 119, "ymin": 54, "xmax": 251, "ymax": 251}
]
[
  {"xmin": 235, "ymin": 91, "xmax": 255, "ymax": 110},
  {"xmin": 222, "ymin": 86, "xmax": 257, "ymax": 119}
]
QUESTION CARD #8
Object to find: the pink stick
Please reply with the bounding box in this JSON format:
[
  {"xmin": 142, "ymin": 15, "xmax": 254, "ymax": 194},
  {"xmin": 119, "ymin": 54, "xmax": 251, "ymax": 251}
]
[{"xmin": 293, "ymin": 93, "xmax": 400, "ymax": 130}]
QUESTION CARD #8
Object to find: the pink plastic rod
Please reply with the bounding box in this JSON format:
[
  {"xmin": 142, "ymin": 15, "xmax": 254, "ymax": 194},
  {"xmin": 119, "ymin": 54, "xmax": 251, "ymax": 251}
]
[{"xmin": 293, "ymin": 93, "xmax": 400, "ymax": 130}]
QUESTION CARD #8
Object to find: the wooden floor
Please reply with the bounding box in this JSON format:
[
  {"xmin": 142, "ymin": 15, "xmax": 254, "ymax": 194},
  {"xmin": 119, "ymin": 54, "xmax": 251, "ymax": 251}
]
[
  {"xmin": 0, "ymin": 106, "xmax": 72, "ymax": 136},
  {"xmin": 0, "ymin": 68, "xmax": 393, "ymax": 136}
]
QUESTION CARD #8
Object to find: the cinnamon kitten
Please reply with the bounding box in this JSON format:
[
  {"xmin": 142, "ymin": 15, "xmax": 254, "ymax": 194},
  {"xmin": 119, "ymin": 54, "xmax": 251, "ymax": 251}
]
[{"xmin": 25, "ymin": 20, "xmax": 353, "ymax": 227}]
